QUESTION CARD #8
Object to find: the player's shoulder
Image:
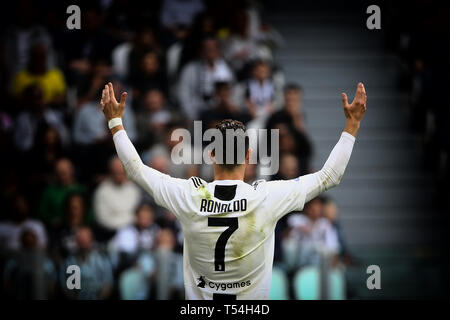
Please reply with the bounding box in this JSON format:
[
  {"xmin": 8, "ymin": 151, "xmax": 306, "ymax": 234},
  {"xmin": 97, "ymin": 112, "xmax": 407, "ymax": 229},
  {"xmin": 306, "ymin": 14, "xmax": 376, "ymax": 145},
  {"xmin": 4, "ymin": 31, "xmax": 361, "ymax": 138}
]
[
  {"xmin": 247, "ymin": 178, "xmax": 298, "ymax": 192},
  {"xmin": 266, "ymin": 177, "xmax": 302, "ymax": 188},
  {"xmin": 189, "ymin": 176, "xmax": 207, "ymax": 189},
  {"xmin": 250, "ymin": 179, "xmax": 267, "ymax": 190}
]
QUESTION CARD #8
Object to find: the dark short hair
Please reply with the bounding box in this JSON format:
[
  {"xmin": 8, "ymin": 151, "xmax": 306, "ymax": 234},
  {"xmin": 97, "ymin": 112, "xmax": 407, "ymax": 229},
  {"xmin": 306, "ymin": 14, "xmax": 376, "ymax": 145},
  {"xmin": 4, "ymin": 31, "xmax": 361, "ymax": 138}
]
[
  {"xmin": 212, "ymin": 119, "xmax": 249, "ymax": 170},
  {"xmin": 303, "ymin": 196, "xmax": 323, "ymax": 211},
  {"xmin": 284, "ymin": 83, "xmax": 303, "ymax": 93},
  {"xmin": 252, "ymin": 59, "xmax": 271, "ymax": 69},
  {"xmin": 214, "ymin": 81, "xmax": 231, "ymax": 93},
  {"xmin": 64, "ymin": 192, "xmax": 86, "ymax": 213}
]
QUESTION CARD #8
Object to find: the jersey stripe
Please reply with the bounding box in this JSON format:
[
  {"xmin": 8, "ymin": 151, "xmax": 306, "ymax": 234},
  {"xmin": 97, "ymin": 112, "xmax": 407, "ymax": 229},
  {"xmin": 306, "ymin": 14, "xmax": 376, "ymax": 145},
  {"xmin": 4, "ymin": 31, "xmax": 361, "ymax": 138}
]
[{"xmin": 191, "ymin": 177, "xmax": 203, "ymax": 188}]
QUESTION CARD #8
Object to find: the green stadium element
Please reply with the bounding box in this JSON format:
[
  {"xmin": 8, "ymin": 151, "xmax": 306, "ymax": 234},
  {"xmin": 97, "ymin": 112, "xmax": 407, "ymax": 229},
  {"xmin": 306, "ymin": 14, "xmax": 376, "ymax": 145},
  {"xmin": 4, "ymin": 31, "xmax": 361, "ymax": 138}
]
[
  {"xmin": 119, "ymin": 268, "xmax": 149, "ymax": 300},
  {"xmin": 293, "ymin": 266, "xmax": 345, "ymax": 300},
  {"xmin": 269, "ymin": 267, "xmax": 289, "ymax": 300}
]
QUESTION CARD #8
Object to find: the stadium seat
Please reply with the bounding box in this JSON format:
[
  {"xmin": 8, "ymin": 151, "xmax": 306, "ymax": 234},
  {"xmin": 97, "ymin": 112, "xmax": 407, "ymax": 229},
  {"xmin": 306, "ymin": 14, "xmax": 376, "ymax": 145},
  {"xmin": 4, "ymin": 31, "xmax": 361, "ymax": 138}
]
[
  {"xmin": 270, "ymin": 266, "xmax": 289, "ymax": 300},
  {"xmin": 119, "ymin": 268, "xmax": 150, "ymax": 300},
  {"xmin": 328, "ymin": 268, "xmax": 346, "ymax": 300},
  {"xmin": 293, "ymin": 267, "xmax": 345, "ymax": 300}
]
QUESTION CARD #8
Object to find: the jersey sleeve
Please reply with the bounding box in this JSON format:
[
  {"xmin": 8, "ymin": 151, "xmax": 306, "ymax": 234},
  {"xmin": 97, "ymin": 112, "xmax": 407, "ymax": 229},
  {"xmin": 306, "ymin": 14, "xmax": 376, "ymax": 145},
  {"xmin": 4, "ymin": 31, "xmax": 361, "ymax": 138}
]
[
  {"xmin": 265, "ymin": 131, "xmax": 355, "ymax": 222},
  {"xmin": 113, "ymin": 130, "xmax": 190, "ymax": 218},
  {"xmin": 264, "ymin": 179, "xmax": 308, "ymax": 222}
]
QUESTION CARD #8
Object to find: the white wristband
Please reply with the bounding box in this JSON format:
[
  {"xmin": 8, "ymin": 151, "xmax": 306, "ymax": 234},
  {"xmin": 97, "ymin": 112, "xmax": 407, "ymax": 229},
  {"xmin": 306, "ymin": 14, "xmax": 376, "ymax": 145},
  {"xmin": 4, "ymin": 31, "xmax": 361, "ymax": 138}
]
[{"xmin": 108, "ymin": 117, "xmax": 122, "ymax": 129}]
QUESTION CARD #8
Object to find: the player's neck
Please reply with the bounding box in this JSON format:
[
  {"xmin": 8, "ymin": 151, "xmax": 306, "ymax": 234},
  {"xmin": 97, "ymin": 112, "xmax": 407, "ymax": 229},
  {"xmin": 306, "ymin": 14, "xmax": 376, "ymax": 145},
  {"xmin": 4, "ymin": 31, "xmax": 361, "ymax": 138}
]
[{"xmin": 213, "ymin": 165, "xmax": 245, "ymax": 181}]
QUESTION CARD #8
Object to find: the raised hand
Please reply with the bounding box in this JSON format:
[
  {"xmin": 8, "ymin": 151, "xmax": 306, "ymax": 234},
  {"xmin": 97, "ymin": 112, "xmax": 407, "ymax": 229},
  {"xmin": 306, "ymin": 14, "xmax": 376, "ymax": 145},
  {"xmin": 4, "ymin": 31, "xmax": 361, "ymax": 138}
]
[
  {"xmin": 100, "ymin": 82, "xmax": 128, "ymax": 121},
  {"xmin": 341, "ymin": 82, "xmax": 367, "ymax": 123}
]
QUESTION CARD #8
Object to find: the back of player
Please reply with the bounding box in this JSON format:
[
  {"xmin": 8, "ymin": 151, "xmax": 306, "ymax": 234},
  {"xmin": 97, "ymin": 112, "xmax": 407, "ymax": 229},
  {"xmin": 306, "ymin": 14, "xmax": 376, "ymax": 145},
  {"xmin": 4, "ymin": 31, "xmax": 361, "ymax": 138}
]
[
  {"xmin": 181, "ymin": 177, "xmax": 307, "ymax": 300},
  {"xmin": 101, "ymin": 81, "xmax": 366, "ymax": 300}
]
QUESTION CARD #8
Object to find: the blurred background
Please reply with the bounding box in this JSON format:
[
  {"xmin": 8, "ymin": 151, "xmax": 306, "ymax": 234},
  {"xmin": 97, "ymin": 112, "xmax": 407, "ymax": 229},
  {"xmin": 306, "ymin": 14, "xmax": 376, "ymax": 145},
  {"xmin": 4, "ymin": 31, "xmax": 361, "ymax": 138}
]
[{"xmin": 0, "ymin": 0, "xmax": 448, "ymax": 300}]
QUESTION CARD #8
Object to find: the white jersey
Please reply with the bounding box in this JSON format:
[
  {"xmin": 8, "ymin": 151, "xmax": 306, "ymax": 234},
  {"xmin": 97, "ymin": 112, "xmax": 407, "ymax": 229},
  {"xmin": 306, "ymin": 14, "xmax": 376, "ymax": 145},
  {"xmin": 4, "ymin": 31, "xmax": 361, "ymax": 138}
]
[
  {"xmin": 179, "ymin": 177, "xmax": 307, "ymax": 300},
  {"xmin": 112, "ymin": 130, "xmax": 355, "ymax": 300}
]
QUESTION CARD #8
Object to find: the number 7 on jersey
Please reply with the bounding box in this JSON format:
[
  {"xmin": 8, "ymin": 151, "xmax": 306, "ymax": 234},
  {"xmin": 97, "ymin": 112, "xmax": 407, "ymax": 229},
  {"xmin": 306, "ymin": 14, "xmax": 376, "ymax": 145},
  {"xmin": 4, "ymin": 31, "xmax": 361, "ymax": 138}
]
[{"xmin": 208, "ymin": 217, "xmax": 239, "ymax": 272}]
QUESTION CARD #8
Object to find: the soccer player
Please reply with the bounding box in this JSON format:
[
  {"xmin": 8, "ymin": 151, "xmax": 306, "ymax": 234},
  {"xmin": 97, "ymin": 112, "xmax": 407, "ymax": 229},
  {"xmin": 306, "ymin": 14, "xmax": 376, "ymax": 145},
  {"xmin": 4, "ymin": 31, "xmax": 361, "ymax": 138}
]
[{"xmin": 100, "ymin": 82, "xmax": 366, "ymax": 300}]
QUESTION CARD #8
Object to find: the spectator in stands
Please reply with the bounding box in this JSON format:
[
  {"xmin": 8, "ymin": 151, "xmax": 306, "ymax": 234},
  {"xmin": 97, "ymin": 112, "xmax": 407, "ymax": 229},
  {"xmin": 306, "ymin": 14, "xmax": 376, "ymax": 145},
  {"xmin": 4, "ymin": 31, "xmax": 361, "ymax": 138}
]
[
  {"xmin": 160, "ymin": 0, "xmax": 205, "ymax": 32},
  {"xmin": 110, "ymin": 203, "xmax": 160, "ymax": 271},
  {"xmin": 278, "ymin": 123, "xmax": 302, "ymax": 162},
  {"xmin": 166, "ymin": 26, "xmax": 189, "ymax": 89},
  {"xmin": 13, "ymin": 84, "xmax": 69, "ymax": 152},
  {"xmin": 73, "ymin": 96, "xmax": 109, "ymax": 146},
  {"xmin": 93, "ymin": 157, "xmax": 141, "ymax": 240},
  {"xmin": 75, "ymin": 61, "xmax": 112, "ymax": 110},
  {"xmin": 129, "ymin": 50, "xmax": 168, "ymax": 97},
  {"xmin": 3, "ymin": 229, "xmax": 56, "ymax": 299},
  {"xmin": 59, "ymin": 4, "xmax": 117, "ymax": 88},
  {"xmin": 322, "ymin": 197, "xmax": 353, "ymax": 264},
  {"xmin": 59, "ymin": 226, "xmax": 113, "ymax": 300},
  {"xmin": 153, "ymin": 228, "xmax": 184, "ymax": 299},
  {"xmin": 51, "ymin": 193, "xmax": 90, "ymax": 260},
  {"xmin": 38, "ymin": 158, "xmax": 86, "ymax": 228},
  {"xmin": 222, "ymin": 9, "xmax": 274, "ymax": 78},
  {"xmin": 176, "ymin": 12, "xmax": 216, "ymax": 76},
  {"xmin": 267, "ymin": 84, "xmax": 312, "ymax": 174},
  {"xmin": 267, "ymin": 84, "xmax": 307, "ymax": 133},
  {"xmin": 124, "ymin": 25, "xmax": 163, "ymax": 83},
  {"xmin": 285, "ymin": 198, "xmax": 340, "ymax": 268},
  {"xmin": 272, "ymin": 153, "xmax": 300, "ymax": 180},
  {"xmin": 178, "ymin": 37, "xmax": 234, "ymax": 120},
  {"xmin": 135, "ymin": 88, "xmax": 172, "ymax": 150},
  {"xmin": 245, "ymin": 60, "xmax": 275, "ymax": 121},
  {"xmin": 73, "ymin": 80, "xmax": 136, "ymax": 145},
  {"xmin": 143, "ymin": 122, "xmax": 200, "ymax": 179},
  {"xmin": 74, "ymin": 75, "xmax": 137, "ymax": 144},
  {"xmin": 11, "ymin": 43, "xmax": 66, "ymax": 105},
  {"xmin": 28, "ymin": 125, "xmax": 67, "ymax": 187},
  {"xmin": 200, "ymin": 81, "xmax": 246, "ymax": 129},
  {"xmin": 4, "ymin": 1, "xmax": 55, "ymax": 78},
  {"xmin": 0, "ymin": 194, "xmax": 47, "ymax": 251},
  {"xmin": 156, "ymin": 211, "xmax": 184, "ymax": 253}
]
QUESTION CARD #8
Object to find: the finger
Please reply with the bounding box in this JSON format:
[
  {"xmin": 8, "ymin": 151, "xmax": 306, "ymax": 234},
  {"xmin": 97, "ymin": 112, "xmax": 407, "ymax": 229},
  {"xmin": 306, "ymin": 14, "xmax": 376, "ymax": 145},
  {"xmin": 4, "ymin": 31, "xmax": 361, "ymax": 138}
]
[
  {"xmin": 361, "ymin": 83, "xmax": 367, "ymax": 105},
  {"xmin": 104, "ymin": 85, "xmax": 110, "ymax": 103},
  {"xmin": 359, "ymin": 82, "xmax": 366, "ymax": 95},
  {"xmin": 100, "ymin": 89, "xmax": 106, "ymax": 107},
  {"xmin": 355, "ymin": 83, "xmax": 366, "ymax": 103},
  {"xmin": 341, "ymin": 93, "xmax": 348, "ymax": 107},
  {"xmin": 355, "ymin": 83, "xmax": 363, "ymax": 98},
  {"xmin": 119, "ymin": 92, "xmax": 128, "ymax": 108},
  {"xmin": 108, "ymin": 82, "xmax": 117, "ymax": 103}
]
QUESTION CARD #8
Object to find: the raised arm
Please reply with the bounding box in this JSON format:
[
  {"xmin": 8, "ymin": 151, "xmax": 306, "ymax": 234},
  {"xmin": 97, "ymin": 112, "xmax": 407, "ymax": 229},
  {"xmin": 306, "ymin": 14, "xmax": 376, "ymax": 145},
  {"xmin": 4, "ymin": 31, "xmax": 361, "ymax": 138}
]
[
  {"xmin": 300, "ymin": 82, "xmax": 367, "ymax": 202},
  {"xmin": 100, "ymin": 83, "xmax": 164, "ymax": 194},
  {"xmin": 100, "ymin": 83, "xmax": 190, "ymax": 216}
]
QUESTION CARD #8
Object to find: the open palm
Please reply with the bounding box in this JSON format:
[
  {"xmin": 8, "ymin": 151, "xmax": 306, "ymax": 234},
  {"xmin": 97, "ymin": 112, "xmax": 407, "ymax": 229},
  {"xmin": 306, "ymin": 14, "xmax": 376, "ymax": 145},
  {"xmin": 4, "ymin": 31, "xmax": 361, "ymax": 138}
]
[
  {"xmin": 341, "ymin": 82, "xmax": 367, "ymax": 123},
  {"xmin": 100, "ymin": 82, "xmax": 128, "ymax": 121}
]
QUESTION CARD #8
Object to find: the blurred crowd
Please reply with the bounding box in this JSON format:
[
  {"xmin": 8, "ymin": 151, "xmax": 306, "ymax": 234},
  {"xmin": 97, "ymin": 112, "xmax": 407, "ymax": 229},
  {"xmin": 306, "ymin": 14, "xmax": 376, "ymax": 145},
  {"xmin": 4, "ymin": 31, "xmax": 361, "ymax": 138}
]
[{"xmin": 0, "ymin": 0, "xmax": 356, "ymax": 300}]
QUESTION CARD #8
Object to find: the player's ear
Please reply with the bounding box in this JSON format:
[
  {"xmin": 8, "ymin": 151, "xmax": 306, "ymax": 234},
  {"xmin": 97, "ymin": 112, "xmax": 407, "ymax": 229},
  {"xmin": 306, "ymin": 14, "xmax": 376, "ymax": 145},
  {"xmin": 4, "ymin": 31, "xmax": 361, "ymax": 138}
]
[
  {"xmin": 245, "ymin": 148, "xmax": 252, "ymax": 163},
  {"xmin": 209, "ymin": 150, "xmax": 216, "ymax": 164}
]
